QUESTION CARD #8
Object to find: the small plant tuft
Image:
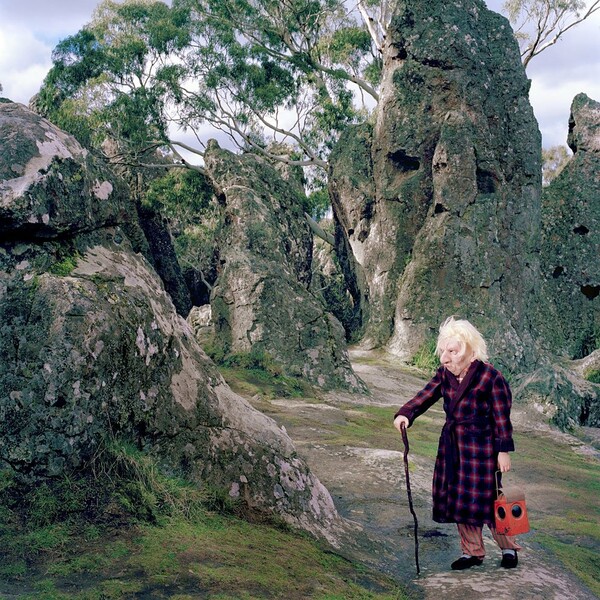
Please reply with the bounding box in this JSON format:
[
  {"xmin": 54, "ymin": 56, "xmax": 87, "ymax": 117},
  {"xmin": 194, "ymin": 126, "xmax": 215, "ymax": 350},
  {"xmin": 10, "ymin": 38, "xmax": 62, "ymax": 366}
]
[
  {"xmin": 214, "ymin": 348, "xmax": 313, "ymax": 398},
  {"xmin": 584, "ymin": 368, "xmax": 600, "ymax": 384},
  {"xmin": 49, "ymin": 252, "xmax": 80, "ymax": 276},
  {"xmin": 410, "ymin": 338, "xmax": 439, "ymax": 375}
]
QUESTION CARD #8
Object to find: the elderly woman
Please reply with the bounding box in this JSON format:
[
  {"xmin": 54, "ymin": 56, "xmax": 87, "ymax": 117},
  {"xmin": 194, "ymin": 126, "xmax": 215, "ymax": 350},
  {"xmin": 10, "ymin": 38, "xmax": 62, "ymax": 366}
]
[{"xmin": 393, "ymin": 317, "xmax": 522, "ymax": 570}]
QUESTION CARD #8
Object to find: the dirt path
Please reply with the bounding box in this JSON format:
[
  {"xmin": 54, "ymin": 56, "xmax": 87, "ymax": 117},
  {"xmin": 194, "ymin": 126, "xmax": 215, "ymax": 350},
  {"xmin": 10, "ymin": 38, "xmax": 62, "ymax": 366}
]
[{"xmin": 250, "ymin": 350, "xmax": 599, "ymax": 600}]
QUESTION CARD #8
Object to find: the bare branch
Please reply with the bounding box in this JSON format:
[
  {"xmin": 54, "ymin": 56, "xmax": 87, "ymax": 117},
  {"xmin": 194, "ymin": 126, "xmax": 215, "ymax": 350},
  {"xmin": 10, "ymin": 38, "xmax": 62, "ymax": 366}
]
[
  {"xmin": 305, "ymin": 212, "xmax": 335, "ymax": 245},
  {"xmin": 508, "ymin": 0, "xmax": 600, "ymax": 68},
  {"xmin": 357, "ymin": 0, "xmax": 383, "ymax": 53}
]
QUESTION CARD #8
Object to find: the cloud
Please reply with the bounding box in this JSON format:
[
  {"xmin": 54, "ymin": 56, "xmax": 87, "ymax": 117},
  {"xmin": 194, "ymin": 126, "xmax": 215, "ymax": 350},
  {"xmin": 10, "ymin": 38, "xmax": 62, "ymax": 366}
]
[
  {"xmin": 0, "ymin": 26, "xmax": 53, "ymax": 103},
  {"xmin": 526, "ymin": 11, "xmax": 600, "ymax": 147},
  {"xmin": 0, "ymin": 0, "xmax": 98, "ymax": 37},
  {"xmin": 0, "ymin": 0, "xmax": 101, "ymax": 104},
  {"xmin": 530, "ymin": 75, "xmax": 600, "ymax": 148}
]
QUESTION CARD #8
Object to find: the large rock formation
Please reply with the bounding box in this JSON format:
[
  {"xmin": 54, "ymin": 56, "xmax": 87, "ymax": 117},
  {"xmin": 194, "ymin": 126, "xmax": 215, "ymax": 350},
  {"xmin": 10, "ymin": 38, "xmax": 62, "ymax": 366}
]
[
  {"xmin": 204, "ymin": 141, "xmax": 365, "ymax": 392},
  {"xmin": 0, "ymin": 102, "xmax": 342, "ymax": 540},
  {"xmin": 538, "ymin": 93, "xmax": 600, "ymax": 359},
  {"xmin": 515, "ymin": 93, "xmax": 600, "ymax": 429},
  {"xmin": 330, "ymin": 0, "xmax": 542, "ymax": 372}
]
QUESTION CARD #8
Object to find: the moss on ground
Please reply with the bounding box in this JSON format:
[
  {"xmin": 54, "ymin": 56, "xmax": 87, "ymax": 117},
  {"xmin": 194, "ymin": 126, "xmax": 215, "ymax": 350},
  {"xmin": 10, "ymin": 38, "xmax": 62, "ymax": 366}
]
[
  {"xmin": 0, "ymin": 511, "xmax": 409, "ymax": 599},
  {"xmin": 0, "ymin": 440, "xmax": 410, "ymax": 600}
]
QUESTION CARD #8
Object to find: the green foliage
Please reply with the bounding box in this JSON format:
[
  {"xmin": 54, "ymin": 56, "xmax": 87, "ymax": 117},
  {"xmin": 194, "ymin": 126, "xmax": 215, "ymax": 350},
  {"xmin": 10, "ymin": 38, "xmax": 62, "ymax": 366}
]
[
  {"xmin": 49, "ymin": 253, "xmax": 80, "ymax": 276},
  {"xmin": 322, "ymin": 26, "xmax": 372, "ymax": 65},
  {"xmin": 584, "ymin": 369, "xmax": 600, "ymax": 384},
  {"xmin": 143, "ymin": 168, "xmax": 213, "ymax": 217},
  {"xmin": 410, "ymin": 338, "xmax": 439, "ymax": 375},
  {"xmin": 306, "ymin": 187, "xmax": 331, "ymax": 220},
  {"xmin": 363, "ymin": 58, "xmax": 383, "ymax": 85},
  {"xmin": 38, "ymin": 0, "xmax": 383, "ymax": 173},
  {"xmin": 38, "ymin": 0, "xmax": 192, "ymax": 152},
  {"xmin": 143, "ymin": 168, "xmax": 220, "ymax": 280}
]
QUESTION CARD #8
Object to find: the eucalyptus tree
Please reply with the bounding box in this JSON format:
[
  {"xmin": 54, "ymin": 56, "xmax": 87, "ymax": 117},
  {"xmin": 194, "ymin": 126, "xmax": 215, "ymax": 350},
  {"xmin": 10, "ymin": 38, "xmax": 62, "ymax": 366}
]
[
  {"xmin": 36, "ymin": 1, "xmax": 193, "ymax": 164},
  {"xmin": 173, "ymin": 0, "xmax": 387, "ymax": 169},
  {"xmin": 503, "ymin": 0, "xmax": 600, "ymax": 67},
  {"xmin": 38, "ymin": 0, "xmax": 595, "ymax": 171},
  {"xmin": 38, "ymin": 0, "xmax": 391, "ymax": 175}
]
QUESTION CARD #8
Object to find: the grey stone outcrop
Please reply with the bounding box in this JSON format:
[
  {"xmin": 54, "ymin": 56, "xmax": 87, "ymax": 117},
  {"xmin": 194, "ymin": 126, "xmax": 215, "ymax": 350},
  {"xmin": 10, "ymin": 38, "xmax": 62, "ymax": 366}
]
[
  {"xmin": 0, "ymin": 102, "xmax": 342, "ymax": 540},
  {"xmin": 330, "ymin": 0, "xmax": 542, "ymax": 372},
  {"xmin": 204, "ymin": 141, "xmax": 366, "ymax": 392},
  {"xmin": 538, "ymin": 93, "xmax": 599, "ymax": 359},
  {"xmin": 518, "ymin": 93, "xmax": 600, "ymax": 428}
]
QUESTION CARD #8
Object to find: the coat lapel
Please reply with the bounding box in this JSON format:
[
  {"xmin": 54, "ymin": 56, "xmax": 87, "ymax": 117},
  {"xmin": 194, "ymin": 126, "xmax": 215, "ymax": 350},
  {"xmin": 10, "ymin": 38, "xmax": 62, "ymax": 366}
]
[{"xmin": 447, "ymin": 360, "xmax": 482, "ymax": 415}]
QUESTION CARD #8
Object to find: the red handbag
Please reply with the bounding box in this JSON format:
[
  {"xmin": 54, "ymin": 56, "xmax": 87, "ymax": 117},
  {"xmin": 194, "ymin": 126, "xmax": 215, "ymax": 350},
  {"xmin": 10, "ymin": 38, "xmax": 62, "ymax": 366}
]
[{"xmin": 494, "ymin": 472, "xmax": 530, "ymax": 535}]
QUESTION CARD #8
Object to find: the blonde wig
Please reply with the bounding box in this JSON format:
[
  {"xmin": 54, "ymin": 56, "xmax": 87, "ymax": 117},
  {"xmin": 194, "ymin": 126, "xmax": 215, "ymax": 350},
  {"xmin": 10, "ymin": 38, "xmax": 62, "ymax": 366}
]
[{"xmin": 436, "ymin": 316, "xmax": 489, "ymax": 362}]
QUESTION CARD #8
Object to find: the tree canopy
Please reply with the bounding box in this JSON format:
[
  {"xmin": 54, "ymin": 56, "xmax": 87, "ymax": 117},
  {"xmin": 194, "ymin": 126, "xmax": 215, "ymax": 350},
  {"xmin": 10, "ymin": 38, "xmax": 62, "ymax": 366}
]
[
  {"xmin": 36, "ymin": 0, "xmax": 597, "ymax": 183},
  {"xmin": 38, "ymin": 0, "xmax": 389, "ymax": 174}
]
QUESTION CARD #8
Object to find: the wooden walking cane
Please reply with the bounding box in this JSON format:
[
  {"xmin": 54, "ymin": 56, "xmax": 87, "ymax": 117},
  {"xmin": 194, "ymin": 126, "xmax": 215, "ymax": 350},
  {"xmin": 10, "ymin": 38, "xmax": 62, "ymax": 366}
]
[{"xmin": 401, "ymin": 424, "xmax": 420, "ymax": 575}]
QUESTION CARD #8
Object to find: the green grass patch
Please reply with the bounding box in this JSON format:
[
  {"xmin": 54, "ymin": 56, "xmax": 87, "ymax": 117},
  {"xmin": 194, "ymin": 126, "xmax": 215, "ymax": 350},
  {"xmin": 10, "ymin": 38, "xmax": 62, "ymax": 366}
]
[
  {"xmin": 317, "ymin": 403, "xmax": 440, "ymax": 459},
  {"xmin": 123, "ymin": 516, "xmax": 408, "ymax": 600},
  {"xmin": 0, "ymin": 440, "xmax": 410, "ymax": 600},
  {"xmin": 217, "ymin": 349, "xmax": 316, "ymax": 399},
  {"xmin": 409, "ymin": 338, "xmax": 439, "ymax": 376},
  {"xmin": 584, "ymin": 368, "xmax": 600, "ymax": 384},
  {"xmin": 510, "ymin": 430, "xmax": 600, "ymax": 593},
  {"xmin": 513, "ymin": 431, "xmax": 600, "ymax": 498},
  {"xmin": 204, "ymin": 347, "xmax": 318, "ymax": 399},
  {"xmin": 533, "ymin": 514, "xmax": 600, "ymax": 541},
  {"xmin": 0, "ymin": 506, "xmax": 409, "ymax": 599},
  {"xmin": 534, "ymin": 533, "xmax": 600, "ymax": 597}
]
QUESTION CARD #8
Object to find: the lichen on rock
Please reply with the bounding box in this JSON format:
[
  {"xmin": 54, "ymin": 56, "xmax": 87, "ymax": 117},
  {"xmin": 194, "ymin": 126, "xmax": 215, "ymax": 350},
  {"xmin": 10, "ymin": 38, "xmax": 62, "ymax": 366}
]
[
  {"xmin": 204, "ymin": 140, "xmax": 366, "ymax": 393},
  {"xmin": 330, "ymin": 0, "xmax": 543, "ymax": 373},
  {"xmin": 0, "ymin": 103, "xmax": 344, "ymax": 541}
]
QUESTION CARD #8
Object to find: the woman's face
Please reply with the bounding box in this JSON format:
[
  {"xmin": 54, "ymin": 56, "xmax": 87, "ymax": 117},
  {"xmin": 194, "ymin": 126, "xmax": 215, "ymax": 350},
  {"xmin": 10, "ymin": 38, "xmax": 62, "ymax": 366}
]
[{"xmin": 439, "ymin": 337, "xmax": 474, "ymax": 377}]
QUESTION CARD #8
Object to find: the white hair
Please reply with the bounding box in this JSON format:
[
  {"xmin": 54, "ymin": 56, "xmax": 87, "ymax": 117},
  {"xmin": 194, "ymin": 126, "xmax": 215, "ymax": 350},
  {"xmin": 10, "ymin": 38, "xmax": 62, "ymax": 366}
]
[{"xmin": 436, "ymin": 316, "xmax": 489, "ymax": 362}]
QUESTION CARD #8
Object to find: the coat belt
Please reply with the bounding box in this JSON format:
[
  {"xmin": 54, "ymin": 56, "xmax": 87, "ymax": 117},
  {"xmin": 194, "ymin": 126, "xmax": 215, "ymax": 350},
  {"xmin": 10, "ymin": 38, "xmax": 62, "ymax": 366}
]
[{"xmin": 442, "ymin": 416, "xmax": 491, "ymax": 482}]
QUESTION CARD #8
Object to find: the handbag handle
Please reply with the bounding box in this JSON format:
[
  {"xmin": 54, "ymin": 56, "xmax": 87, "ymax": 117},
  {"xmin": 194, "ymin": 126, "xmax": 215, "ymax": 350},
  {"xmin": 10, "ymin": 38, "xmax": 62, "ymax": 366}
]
[{"xmin": 495, "ymin": 469, "xmax": 505, "ymax": 498}]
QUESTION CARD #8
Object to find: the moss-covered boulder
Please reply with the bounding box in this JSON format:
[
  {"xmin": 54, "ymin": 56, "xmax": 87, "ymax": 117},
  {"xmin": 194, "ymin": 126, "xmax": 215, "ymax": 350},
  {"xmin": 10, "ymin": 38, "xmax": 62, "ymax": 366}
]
[
  {"xmin": 0, "ymin": 102, "xmax": 130, "ymax": 236},
  {"xmin": 0, "ymin": 103, "xmax": 343, "ymax": 540},
  {"xmin": 514, "ymin": 93, "xmax": 600, "ymax": 428},
  {"xmin": 204, "ymin": 141, "xmax": 366, "ymax": 392},
  {"xmin": 538, "ymin": 93, "xmax": 600, "ymax": 359},
  {"xmin": 330, "ymin": 0, "xmax": 542, "ymax": 372}
]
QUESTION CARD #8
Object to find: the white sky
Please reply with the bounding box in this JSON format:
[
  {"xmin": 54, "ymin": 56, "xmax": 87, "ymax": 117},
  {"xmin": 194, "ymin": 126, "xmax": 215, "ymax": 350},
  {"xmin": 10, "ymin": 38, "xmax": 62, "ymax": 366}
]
[{"xmin": 1, "ymin": 0, "xmax": 599, "ymax": 150}]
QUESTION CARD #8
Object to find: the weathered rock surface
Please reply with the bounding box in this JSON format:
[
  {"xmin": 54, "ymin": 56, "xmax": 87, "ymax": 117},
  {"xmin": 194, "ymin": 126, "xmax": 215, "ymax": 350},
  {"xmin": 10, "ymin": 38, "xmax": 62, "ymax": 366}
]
[
  {"xmin": 204, "ymin": 140, "xmax": 366, "ymax": 392},
  {"xmin": 538, "ymin": 93, "xmax": 599, "ymax": 359},
  {"xmin": 0, "ymin": 102, "xmax": 343, "ymax": 540},
  {"xmin": 514, "ymin": 93, "xmax": 600, "ymax": 428},
  {"xmin": 330, "ymin": 0, "xmax": 542, "ymax": 372},
  {"xmin": 514, "ymin": 363, "xmax": 599, "ymax": 429},
  {"xmin": 0, "ymin": 102, "xmax": 130, "ymax": 236}
]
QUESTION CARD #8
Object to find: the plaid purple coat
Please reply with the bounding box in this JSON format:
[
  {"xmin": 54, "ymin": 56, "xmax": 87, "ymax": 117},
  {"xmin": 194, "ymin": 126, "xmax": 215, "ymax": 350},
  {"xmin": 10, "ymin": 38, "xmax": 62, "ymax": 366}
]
[{"xmin": 395, "ymin": 360, "xmax": 515, "ymax": 526}]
